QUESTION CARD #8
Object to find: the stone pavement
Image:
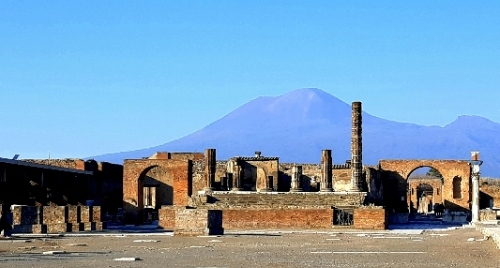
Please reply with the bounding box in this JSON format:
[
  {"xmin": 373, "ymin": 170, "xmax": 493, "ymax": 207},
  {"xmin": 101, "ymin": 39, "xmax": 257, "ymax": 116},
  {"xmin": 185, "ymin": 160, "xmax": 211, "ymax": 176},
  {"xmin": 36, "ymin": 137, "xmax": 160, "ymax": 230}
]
[
  {"xmin": 1, "ymin": 224, "xmax": 499, "ymax": 268},
  {"xmin": 475, "ymin": 221, "xmax": 500, "ymax": 249}
]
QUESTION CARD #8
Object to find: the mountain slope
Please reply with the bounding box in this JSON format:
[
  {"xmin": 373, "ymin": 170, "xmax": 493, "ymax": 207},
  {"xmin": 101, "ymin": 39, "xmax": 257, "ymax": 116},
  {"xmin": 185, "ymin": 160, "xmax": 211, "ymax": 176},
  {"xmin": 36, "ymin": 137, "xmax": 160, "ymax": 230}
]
[{"xmin": 89, "ymin": 88, "xmax": 500, "ymax": 177}]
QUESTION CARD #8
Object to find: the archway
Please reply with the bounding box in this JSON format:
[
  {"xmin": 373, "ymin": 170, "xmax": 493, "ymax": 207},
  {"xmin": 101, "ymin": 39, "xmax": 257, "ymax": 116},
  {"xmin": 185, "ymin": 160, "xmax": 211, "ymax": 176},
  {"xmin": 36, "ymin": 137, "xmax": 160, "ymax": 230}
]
[
  {"xmin": 379, "ymin": 159, "xmax": 471, "ymax": 215},
  {"xmin": 416, "ymin": 183, "xmax": 433, "ymax": 215},
  {"xmin": 407, "ymin": 166, "xmax": 444, "ymax": 218},
  {"xmin": 137, "ymin": 165, "xmax": 173, "ymax": 224}
]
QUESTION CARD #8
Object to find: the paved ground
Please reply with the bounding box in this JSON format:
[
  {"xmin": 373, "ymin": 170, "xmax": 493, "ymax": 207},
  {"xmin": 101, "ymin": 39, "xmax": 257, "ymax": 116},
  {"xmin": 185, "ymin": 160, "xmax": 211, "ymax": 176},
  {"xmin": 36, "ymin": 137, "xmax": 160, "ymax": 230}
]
[{"xmin": 0, "ymin": 226, "xmax": 499, "ymax": 268}]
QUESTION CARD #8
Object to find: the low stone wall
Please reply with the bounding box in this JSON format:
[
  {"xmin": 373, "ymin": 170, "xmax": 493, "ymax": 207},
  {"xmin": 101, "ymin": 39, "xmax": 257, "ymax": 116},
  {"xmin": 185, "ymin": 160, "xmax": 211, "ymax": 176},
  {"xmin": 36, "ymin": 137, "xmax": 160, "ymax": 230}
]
[
  {"xmin": 479, "ymin": 209, "xmax": 497, "ymax": 221},
  {"xmin": 210, "ymin": 191, "xmax": 366, "ymax": 207},
  {"xmin": 353, "ymin": 207, "xmax": 387, "ymax": 230},
  {"xmin": 222, "ymin": 208, "xmax": 334, "ymax": 229},
  {"xmin": 12, "ymin": 205, "xmax": 105, "ymax": 234}
]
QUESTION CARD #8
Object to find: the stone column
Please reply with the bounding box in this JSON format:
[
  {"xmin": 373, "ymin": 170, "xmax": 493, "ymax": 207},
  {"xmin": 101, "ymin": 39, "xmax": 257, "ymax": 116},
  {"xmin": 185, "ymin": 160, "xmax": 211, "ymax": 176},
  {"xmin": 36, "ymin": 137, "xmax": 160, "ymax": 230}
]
[
  {"xmin": 350, "ymin": 101, "xmax": 362, "ymax": 192},
  {"xmin": 231, "ymin": 164, "xmax": 243, "ymax": 191},
  {"xmin": 470, "ymin": 151, "xmax": 482, "ymax": 224},
  {"xmin": 320, "ymin": 150, "xmax": 333, "ymax": 192},
  {"xmin": 472, "ymin": 174, "xmax": 480, "ymax": 223},
  {"xmin": 290, "ymin": 165, "xmax": 303, "ymax": 192},
  {"xmin": 204, "ymin": 148, "xmax": 216, "ymax": 191}
]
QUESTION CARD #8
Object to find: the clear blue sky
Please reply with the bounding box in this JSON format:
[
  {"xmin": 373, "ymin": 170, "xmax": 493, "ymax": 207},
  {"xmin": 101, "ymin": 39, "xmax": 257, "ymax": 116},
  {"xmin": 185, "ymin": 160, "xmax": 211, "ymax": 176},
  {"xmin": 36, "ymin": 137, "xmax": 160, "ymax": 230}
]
[{"xmin": 1, "ymin": 1, "xmax": 499, "ymax": 159}]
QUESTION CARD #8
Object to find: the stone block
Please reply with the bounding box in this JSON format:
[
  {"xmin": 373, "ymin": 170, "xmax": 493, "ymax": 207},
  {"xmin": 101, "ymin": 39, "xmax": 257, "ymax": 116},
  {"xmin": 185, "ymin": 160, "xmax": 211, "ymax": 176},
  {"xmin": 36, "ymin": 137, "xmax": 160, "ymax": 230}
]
[
  {"xmin": 158, "ymin": 206, "xmax": 176, "ymax": 230},
  {"xmin": 66, "ymin": 206, "xmax": 80, "ymax": 224},
  {"xmin": 80, "ymin": 206, "xmax": 92, "ymax": 222},
  {"xmin": 92, "ymin": 206, "xmax": 101, "ymax": 222},
  {"xmin": 46, "ymin": 223, "xmax": 71, "ymax": 233},
  {"xmin": 12, "ymin": 206, "xmax": 42, "ymax": 225},
  {"xmin": 174, "ymin": 208, "xmax": 224, "ymax": 236},
  {"xmin": 42, "ymin": 206, "xmax": 66, "ymax": 224}
]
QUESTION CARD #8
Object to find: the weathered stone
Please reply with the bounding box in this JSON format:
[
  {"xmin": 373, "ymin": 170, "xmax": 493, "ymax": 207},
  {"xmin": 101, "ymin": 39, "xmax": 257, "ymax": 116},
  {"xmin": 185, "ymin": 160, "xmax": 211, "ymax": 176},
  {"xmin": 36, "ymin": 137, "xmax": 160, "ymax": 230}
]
[{"xmin": 174, "ymin": 208, "xmax": 223, "ymax": 236}]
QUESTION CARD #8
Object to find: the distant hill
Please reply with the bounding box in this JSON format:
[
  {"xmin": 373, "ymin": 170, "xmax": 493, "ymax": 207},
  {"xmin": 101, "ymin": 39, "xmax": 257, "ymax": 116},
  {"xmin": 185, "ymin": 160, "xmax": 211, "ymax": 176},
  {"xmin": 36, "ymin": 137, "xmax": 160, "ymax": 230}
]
[{"xmin": 88, "ymin": 88, "xmax": 500, "ymax": 177}]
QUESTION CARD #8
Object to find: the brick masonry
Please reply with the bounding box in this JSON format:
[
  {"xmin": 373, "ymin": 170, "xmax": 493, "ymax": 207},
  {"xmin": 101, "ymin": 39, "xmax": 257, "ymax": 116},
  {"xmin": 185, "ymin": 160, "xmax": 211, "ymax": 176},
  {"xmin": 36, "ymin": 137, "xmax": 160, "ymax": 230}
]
[
  {"xmin": 353, "ymin": 207, "xmax": 387, "ymax": 230},
  {"xmin": 222, "ymin": 208, "xmax": 334, "ymax": 229},
  {"xmin": 158, "ymin": 206, "xmax": 176, "ymax": 230},
  {"xmin": 379, "ymin": 160, "xmax": 471, "ymax": 211},
  {"xmin": 174, "ymin": 207, "xmax": 223, "ymax": 236},
  {"xmin": 122, "ymin": 159, "xmax": 191, "ymax": 223}
]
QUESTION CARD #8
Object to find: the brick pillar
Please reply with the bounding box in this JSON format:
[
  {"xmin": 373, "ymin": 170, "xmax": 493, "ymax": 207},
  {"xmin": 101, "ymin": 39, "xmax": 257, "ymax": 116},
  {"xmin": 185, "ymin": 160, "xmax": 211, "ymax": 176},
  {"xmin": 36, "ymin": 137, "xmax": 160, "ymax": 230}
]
[
  {"xmin": 350, "ymin": 102, "xmax": 362, "ymax": 192},
  {"xmin": 204, "ymin": 148, "xmax": 216, "ymax": 191},
  {"xmin": 290, "ymin": 165, "xmax": 303, "ymax": 192},
  {"xmin": 320, "ymin": 150, "xmax": 333, "ymax": 192},
  {"xmin": 231, "ymin": 163, "xmax": 243, "ymax": 191}
]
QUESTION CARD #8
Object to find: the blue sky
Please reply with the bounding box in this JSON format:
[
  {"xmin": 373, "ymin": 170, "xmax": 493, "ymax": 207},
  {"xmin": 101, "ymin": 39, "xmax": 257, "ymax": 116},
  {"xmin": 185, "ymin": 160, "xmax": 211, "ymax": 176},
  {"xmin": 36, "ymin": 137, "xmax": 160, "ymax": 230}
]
[{"xmin": 1, "ymin": 1, "xmax": 499, "ymax": 159}]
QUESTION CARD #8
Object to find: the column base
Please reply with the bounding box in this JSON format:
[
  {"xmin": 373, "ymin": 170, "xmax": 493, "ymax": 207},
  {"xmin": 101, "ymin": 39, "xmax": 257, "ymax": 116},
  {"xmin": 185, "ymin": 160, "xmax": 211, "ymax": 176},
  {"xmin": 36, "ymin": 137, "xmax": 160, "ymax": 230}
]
[
  {"xmin": 231, "ymin": 188, "xmax": 243, "ymax": 192},
  {"xmin": 290, "ymin": 188, "xmax": 303, "ymax": 192},
  {"xmin": 259, "ymin": 188, "xmax": 273, "ymax": 192},
  {"xmin": 320, "ymin": 188, "xmax": 333, "ymax": 192}
]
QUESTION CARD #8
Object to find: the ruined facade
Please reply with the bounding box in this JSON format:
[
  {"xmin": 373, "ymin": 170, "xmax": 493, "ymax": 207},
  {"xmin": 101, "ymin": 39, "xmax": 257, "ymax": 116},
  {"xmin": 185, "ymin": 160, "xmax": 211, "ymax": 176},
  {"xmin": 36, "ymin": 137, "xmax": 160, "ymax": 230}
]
[{"xmin": 3, "ymin": 101, "xmax": 484, "ymax": 234}]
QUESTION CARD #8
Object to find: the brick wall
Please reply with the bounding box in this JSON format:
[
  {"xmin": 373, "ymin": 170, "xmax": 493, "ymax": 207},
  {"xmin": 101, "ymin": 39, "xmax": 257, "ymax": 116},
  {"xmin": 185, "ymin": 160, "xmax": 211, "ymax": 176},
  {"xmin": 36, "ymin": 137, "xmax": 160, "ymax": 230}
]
[
  {"xmin": 122, "ymin": 159, "xmax": 191, "ymax": 222},
  {"xmin": 353, "ymin": 207, "xmax": 387, "ymax": 230},
  {"xmin": 379, "ymin": 160, "xmax": 471, "ymax": 211},
  {"xmin": 222, "ymin": 208, "xmax": 334, "ymax": 229},
  {"xmin": 158, "ymin": 206, "xmax": 176, "ymax": 230}
]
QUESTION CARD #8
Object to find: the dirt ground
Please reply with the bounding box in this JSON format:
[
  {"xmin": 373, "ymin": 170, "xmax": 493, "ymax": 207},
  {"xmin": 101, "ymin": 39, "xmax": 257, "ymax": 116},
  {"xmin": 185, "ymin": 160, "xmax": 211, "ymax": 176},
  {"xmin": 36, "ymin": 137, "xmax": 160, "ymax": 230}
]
[{"xmin": 0, "ymin": 227, "xmax": 498, "ymax": 268}]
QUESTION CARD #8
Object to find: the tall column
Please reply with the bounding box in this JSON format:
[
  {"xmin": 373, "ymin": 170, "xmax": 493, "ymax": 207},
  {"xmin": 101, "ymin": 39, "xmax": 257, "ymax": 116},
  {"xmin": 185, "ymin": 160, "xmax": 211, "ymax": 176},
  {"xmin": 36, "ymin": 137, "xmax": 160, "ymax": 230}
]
[
  {"xmin": 350, "ymin": 101, "xmax": 362, "ymax": 192},
  {"xmin": 231, "ymin": 163, "xmax": 243, "ymax": 191},
  {"xmin": 320, "ymin": 150, "xmax": 333, "ymax": 192},
  {"xmin": 204, "ymin": 148, "xmax": 216, "ymax": 191},
  {"xmin": 470, "ymin": 151, "xmax": 482, "ymax": 224},
  {"xmin": 290, "ymin": 165, "xmax": 303, "ymax": 192}
]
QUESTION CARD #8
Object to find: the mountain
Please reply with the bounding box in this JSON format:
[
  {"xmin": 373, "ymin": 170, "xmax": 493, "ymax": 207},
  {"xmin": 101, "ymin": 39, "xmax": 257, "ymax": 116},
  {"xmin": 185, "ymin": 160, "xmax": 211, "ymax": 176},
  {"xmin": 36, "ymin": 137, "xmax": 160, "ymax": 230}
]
[{"xmin": 89, "ymin": 88, "xmax": 500, "ymax": 177}]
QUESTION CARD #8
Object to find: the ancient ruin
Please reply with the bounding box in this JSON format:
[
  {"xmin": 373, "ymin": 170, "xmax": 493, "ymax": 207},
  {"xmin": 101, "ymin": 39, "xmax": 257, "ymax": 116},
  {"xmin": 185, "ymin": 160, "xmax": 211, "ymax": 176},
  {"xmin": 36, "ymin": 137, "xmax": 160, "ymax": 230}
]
[{"xmin": 2, "ymin": 101, "xmax": 496, "ymax": 236}]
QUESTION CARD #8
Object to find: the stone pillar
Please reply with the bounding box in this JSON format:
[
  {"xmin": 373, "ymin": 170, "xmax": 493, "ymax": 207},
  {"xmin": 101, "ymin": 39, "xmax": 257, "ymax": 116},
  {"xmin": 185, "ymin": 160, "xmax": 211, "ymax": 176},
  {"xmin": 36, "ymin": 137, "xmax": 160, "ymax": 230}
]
[
  {"xmin": 290, "ymin": 165, "xmax": 303, "ymax": 192},
  {"xmin": 231, "ymin": 164, "xmax": 243, "ymax": 191},
  {"xmin": 320, "ymin": 150, "xmax": 333, "ymax": 192},
  {"xmin": 472, "ymin": 174, "xmax": 479, "ymax": 223},
  {"xmin": 470, "ymin": 151, "xmax": 482, "ymax": 224},
  {"xmin": 204, "ymin": 149, "xmax": 216, "ymax": 191},
  {"xmin": 350, "ymin": 101, "xmax": 362, "ymax": 192},
  {"xmin": 220, "ymin": 176, "xmax": 227, "ymax": 191}
]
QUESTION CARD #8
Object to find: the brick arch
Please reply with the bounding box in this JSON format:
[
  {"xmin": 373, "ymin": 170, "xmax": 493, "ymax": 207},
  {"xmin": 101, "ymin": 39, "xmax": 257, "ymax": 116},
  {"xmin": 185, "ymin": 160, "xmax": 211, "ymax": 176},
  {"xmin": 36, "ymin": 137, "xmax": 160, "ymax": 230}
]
[
  {"xmin": 123, "ymin": 159, "xmax": 191, "ymax": 223},
  {"xmin": 379, "ymin": 160, "xmax": 471, "ymax": 211}
]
